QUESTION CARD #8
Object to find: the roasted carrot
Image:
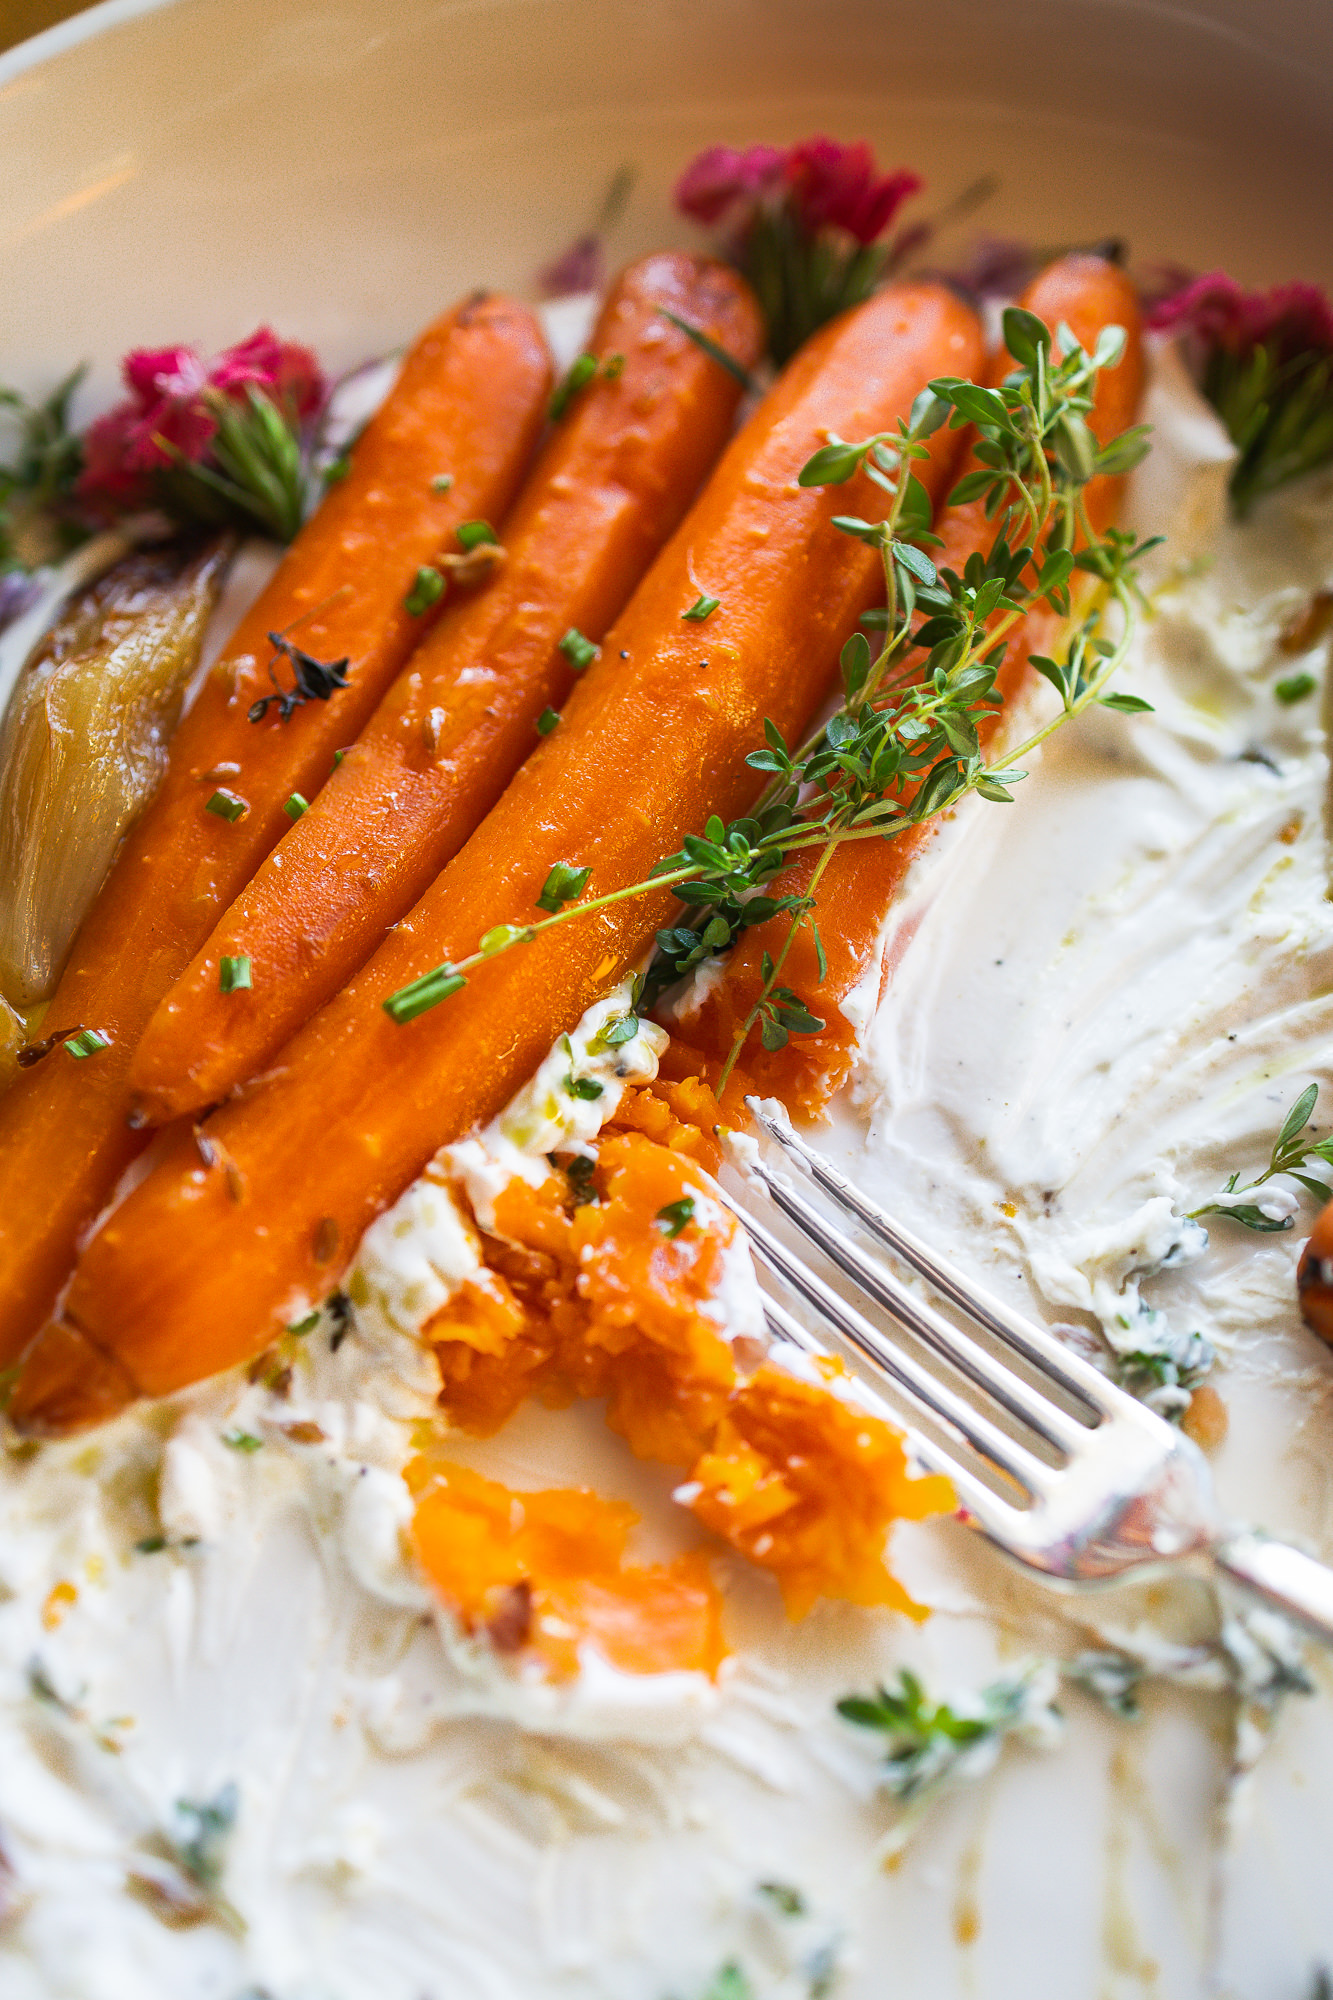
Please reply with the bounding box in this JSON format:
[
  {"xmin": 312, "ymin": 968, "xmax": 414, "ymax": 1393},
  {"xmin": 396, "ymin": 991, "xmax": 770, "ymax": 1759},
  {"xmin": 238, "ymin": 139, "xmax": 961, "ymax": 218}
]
[
  {"xmin": 0, "ymin": 295, "xmax": 550, "ymax": 1366},
  {"xmin": 13, "ymin": 282, "xmax": 984, "ymax": 1427},
  {"xmin": 1299, "ymin": 1202, "xmax": 1333, "ymax": 1344},
  {"xmin": 677, "ymin": 255, "xmax": 1146, "ymax": 1115},
  {"xmin": 128, "ymin": 256, "xmax": 764, "ymax": 1125}
]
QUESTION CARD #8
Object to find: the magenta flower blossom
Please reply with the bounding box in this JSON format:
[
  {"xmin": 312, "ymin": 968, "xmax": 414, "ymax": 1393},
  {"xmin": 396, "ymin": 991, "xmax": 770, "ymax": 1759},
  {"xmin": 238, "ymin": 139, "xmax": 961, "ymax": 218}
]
[
  {"xmin": 1147, "ymin": 270, "xmax": 1333, "ymax": 513},
  {"xmin": 1147, "ymin": 271, "xmax": 1333, "ymax": 365},
  {"xmin": 675, "ymin": 143, "xmax": 786, "ymax": 226},
  {"xmin": 79, "ymin": 328, "xmax": 323, "ymax": 513},
  {"xmin": 784, "ymin": 137, "xmax": 921, "ymax": 246},
  {"xmin": 674, "ymin": 134, "xmax": 925, "ymax": 363}
]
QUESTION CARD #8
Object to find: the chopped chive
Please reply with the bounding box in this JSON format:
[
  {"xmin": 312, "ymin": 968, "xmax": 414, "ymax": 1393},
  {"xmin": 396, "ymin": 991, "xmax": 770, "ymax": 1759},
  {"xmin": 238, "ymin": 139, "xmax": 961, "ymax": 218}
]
[
  {"xmin": 656, "ymin": 308, "xmax": 756, "ymax": 391},
  {"xmin": 456, "ymin": 519, "xmax": 498, "ymax": 551},
  {"xmin": 536, "ymin": 706, "xmax": 561, "ymax": 736},
  {"xmin": 283, "ymin": 792, "xmax": 309, "ymax": 821},
  {"xmin": 559, "ymin": 628, "xmax": 599, "ymax": 672},
  {"xmin": 405, "ymin": 566, "xmax": 445, "ymax": 616},
  {"xmin": 655, "ymin": 1196, "xmax": 696, "ymax": 1239},
  {"xmin": 206, "ymin": 788, "xmax": 248, "ymax": 822},
  {"xmin": 549, "ymin": 352, "xmax": 598, "ymax": 420},
  {"xmin": 602, "ymin": 352, "xmax": 625, "ymax": 380},
  {"xmin": 219, "ymin": 955, "xmax": 252, "ymax": 994},
  {"xmin": 1275, "ymin": 671, "xmax": 1317, "ymax": 705},
  {"xmin": 65, "ymin": 1028, "xmax": 111, "ymax": 1060},
  {"xmin": 683, "ymin": 594, "xmax": 720, "ymax": 622},
  {"xmin": 431, "ymin": 473, "xmax": 454, "ymax": 493},
  {"xmin": 383, "ymin": 963, "xmax": 467, "ymax": 1024},
  {"xmin": 288, "ymin": 1310, "xmax": 321, "ymax": 1336},
  {"xmin": 221, "ymin": 1429, "xmax": 263, "ymax": 1453},
  {"xmin": 536, "ymin": 861, "xmax": 592, "ymax": 913}
]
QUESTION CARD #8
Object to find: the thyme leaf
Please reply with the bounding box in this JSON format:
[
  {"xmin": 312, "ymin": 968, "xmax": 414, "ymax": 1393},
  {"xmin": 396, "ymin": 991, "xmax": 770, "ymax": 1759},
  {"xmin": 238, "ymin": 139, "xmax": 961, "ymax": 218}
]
[{"xmin": 1190, "ymin": 1082, "xmax": 1333, "ymax": 1232}]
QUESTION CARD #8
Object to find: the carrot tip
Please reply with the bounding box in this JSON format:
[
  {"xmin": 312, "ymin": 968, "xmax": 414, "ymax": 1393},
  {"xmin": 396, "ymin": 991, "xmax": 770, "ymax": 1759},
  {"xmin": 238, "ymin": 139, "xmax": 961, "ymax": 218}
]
[{"xmin": 8, "ymin": 1320, "xmax": 137, "ymax": 1437}]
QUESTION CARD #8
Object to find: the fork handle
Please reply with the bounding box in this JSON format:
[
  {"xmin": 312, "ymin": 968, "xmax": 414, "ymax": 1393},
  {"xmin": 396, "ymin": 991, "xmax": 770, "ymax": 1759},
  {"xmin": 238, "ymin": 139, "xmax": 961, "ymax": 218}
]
[{"xmin": 1214, "ymin": 1530, "xmax": 1333, "ymax": 1642}]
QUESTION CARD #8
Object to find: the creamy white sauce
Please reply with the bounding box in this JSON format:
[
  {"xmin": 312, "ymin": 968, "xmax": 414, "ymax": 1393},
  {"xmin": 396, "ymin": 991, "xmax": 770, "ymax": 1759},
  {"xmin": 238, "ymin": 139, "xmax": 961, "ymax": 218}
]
[{"xmin": 6, "ymin": 342, "xmax": 1333, "ymax": 1997}]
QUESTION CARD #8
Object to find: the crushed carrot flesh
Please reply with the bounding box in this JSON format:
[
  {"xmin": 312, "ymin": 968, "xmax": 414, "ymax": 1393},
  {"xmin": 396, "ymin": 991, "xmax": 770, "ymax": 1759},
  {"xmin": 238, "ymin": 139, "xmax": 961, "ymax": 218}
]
[
  {"xmin": 406, "ymin": 1457, "xmax": 726, "ymax": 1679},
  {"xmin": 427, "ymin": 1072, "xmax": 953, "ymax": 1619}
]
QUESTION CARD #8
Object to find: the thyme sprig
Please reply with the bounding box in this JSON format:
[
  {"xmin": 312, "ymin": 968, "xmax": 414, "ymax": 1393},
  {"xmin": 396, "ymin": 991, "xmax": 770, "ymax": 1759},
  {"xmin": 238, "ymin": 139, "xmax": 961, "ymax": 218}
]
[
  {"xmin": 1189, "ymin": 1082, "xmax": 1333, "ymax": 1233},
  {"xmin": 382, "ymin": 313, "xmax": 1154, "ymax": 1085}
]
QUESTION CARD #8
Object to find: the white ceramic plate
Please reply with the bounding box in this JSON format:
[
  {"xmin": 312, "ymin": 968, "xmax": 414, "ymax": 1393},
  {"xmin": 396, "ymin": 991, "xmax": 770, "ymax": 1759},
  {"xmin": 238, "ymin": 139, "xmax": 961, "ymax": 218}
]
[{"xmin": 4, "ymin": 5, "xmax": 1333, "ymax": 1997}]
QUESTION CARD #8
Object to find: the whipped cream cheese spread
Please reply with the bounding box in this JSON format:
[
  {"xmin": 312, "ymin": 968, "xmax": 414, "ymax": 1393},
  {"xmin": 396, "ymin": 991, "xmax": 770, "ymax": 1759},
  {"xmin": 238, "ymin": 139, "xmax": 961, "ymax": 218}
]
[{"xmin": 4, "ymin": 342, "xmax": 1333, "ymax": 2000}]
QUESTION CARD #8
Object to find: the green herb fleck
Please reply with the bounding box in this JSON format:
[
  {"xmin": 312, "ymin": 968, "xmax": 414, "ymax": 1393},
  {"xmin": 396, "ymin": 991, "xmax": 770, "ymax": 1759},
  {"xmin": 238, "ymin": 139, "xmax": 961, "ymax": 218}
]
[
  {"xmin": 287, "ymin": 1309, "xmax": 321, "ymax": 1336},
  {"xmin": 333, "ymin": 748, "xmax": 347, "ymax": 768},
  {"xmin": 219, "ymin": 955, "xmax": 252, "ymax": 994},
  {"xmin": 134, "ymin": 1536, "xmax": 169, "ymax": 1555},
  {"xmin": 405, "ymin": 565, "xmax": 445, "ymax": 615},
  {"xmin": 536, "ymin": 706, "xmax": 560, "ymax": 736},
  {"xmin": 480, "ymin": 922, "xmax": 535, "ymax": 955},
  {"xmin": 656, "ymin": 1196, "xmax": 696, "ymax": 1239},
  {"xmin": 564, "ymin": 1074, "xmax": 604, "ymax": 1102},
  {"xmin": 757, "ymin": 1882, "xmax": 806, "ymax": 1917},
  {"xmin": 64, "ymin": 1028, "xmax": 111, "ymax": 1060},
  {"xmin": 383, "ymin": 963, "xmax": 467, "ymax": 1024},
  {"xmin": 602, "ymin": 352, "xmax": 626, "ymax": 380},
  {"xmin": 558, "ymin": 627, "xmax": 599, "ymax": 672},
  {"xmin": 172, "ymin": 1783, "xmax": 239, "ymax": 1891},
  {"xmin": 837, "ymin": 1664, "xmax": 1058, "ymax": 1803},
  {"xmin": 536, "ymin": 861, "xmax": 592, "ymax": 913},
  {"xmin": 549, "ymin": 352, "xmax": 598, "ymax": 420},
  {"xmin": 283, "ymin": 792, "xmax": 309, "ymax": 820},
  {"xmin": 205, "ymin": 788, "xmax": 248, "ymax": 823},
  {"xmin": 657, "ymin": 308, "xmax": 756, "ymax": 391},
  {"xmin": 683, "ymin": 594, "xmax": 720, "ymax": 622},
  {"xmin": 221, "ymin": 1429, "xmax": 263, "ymax": 1453},
  {"xmin": 457, "ymin": 518, "xmax": 498, "ymax": 551},
  {"xmin": 431, "ymin": 473, "xmax": 454, "ymax": 493},
  {"xmin": 699, "ymin": 1965, "xmax": 755, "ymax": 2000},
  {"xmin": 1276, "ymin": 671, "xmax": 1317, "ymax": 704}
]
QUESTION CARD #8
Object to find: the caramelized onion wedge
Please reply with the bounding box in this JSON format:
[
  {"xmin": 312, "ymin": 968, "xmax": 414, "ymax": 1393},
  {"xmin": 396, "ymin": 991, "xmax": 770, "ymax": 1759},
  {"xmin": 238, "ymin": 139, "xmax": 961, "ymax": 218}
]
[{"xmin": 0, "ymin": 538, "xmax": 233, "ymax": 1007}]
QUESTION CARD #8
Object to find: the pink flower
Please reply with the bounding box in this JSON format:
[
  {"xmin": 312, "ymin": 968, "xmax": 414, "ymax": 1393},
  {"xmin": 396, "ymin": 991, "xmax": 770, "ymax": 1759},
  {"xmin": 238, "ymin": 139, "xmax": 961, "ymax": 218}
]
[
  {"xmin": 77, "ymin": 328, "xmax": 324, "ymax": 514},
  {"xmin": 1148, "ymin": 271, "xmax": 1333, "ymax": 364},
  {"xmin": 675, "ymin": 143, "xmax": 786, "ymax": 226},
  {"xmin": 537, "ymin": 232, "xmax": 605, "ymax": 299},
  {"xmin": 783, "ymin": 137, "xmax": 921, "ymax": 246}
]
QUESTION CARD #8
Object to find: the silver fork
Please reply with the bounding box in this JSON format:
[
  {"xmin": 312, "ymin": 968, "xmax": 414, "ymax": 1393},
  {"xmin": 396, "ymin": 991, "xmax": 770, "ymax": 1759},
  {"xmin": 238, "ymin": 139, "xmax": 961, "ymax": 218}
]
[{"xmin": 734, "ymin": 1096, "xmax": 1333, "ymax": 1642}]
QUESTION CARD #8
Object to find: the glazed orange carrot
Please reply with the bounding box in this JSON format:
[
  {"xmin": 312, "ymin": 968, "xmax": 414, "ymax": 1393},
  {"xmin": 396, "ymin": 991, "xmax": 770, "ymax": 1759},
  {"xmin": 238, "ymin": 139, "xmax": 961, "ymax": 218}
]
[
  {"xmin": 0, "ymin": 294, "xmax": 550, "ymax": 1366},
  {"xmin": 128, "ymin": 256, "xmax": 764, "ymax": 1125},
  {"xmin": 1299, "ymin": 1201, "xmax": 1333, "ymax": 1344},
  {"xmin": 677, "ymin": 255, "xmax": 1146, "ymax": 1115},
  {"xmin": 14, "ymin": 281, "xmax": 983, "ymax": 1427}
]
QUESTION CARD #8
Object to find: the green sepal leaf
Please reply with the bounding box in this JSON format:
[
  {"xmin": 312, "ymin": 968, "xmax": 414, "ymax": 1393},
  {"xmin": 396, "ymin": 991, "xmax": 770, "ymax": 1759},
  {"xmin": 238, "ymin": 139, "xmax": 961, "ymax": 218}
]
[{"xmin": 1097, "ymin": 692, "xmax": 1155, "ymax": 714}]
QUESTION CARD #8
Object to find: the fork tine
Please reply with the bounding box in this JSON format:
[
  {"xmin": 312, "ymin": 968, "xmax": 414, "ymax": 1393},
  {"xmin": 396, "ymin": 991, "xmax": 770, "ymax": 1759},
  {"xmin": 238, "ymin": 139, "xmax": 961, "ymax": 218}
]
[
  {"xmin": 745, "ymin": 1096, "xmax": 1119, "ymax": 1415},
  {"xmin": 753, "ymin": 1152, "xmax": 1090, "ymax": 1455},
  {"xmin": 758, "ymin": 1291, "xmax": 1029, "ymax": 1533},
  {"xmin": 732, "ymin": 1196, "xmax": 1060, "ymax": 1497}
]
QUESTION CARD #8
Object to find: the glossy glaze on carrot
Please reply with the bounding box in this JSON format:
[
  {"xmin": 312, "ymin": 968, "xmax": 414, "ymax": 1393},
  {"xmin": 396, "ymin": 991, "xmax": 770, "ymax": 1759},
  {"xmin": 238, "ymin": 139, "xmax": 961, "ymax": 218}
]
[
  {"xmin": 0, "ymin": 293, "xmax": 551, "ymax": 1366},
  {"xmin": 16, "ymin": 282, "xmax": 983, "ymax": 1425},
  {"xmin": 677, "ymin": 255, "xmax": 1146, "ymax": 1115},
  {"xmin": 128, "ymin": 255, "xmax": 763, "ymax": 1124}
]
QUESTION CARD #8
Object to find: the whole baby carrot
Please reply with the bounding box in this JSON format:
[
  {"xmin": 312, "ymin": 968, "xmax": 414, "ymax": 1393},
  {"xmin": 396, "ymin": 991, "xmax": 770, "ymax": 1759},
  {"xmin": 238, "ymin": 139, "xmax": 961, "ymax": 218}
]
[
  {"xmin": 0, "ymin": 294, "xmax": 551, "ymax": 1365},
  {"xmin": 13, "ymin": 281, "xmax": 984, "ymax": 1427},
  {"xmin": 128, "ymin": 255, "xmax": 764, "ymax": 1125},
  {"xmin": 676, "ymin": 255, "xmax": 1146, "ymax": 1115}
]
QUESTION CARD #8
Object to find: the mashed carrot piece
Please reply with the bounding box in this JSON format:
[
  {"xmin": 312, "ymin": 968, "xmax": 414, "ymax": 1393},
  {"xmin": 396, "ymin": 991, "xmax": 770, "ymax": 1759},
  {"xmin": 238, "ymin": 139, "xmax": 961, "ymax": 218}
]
[
  {"xmin": 407, "ymin": 1457, "xmax": 726, "ymax": 1679},
  {"xmin": 426, "ymin": 1070, "xmax": 953, "ymax": 1620}
]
